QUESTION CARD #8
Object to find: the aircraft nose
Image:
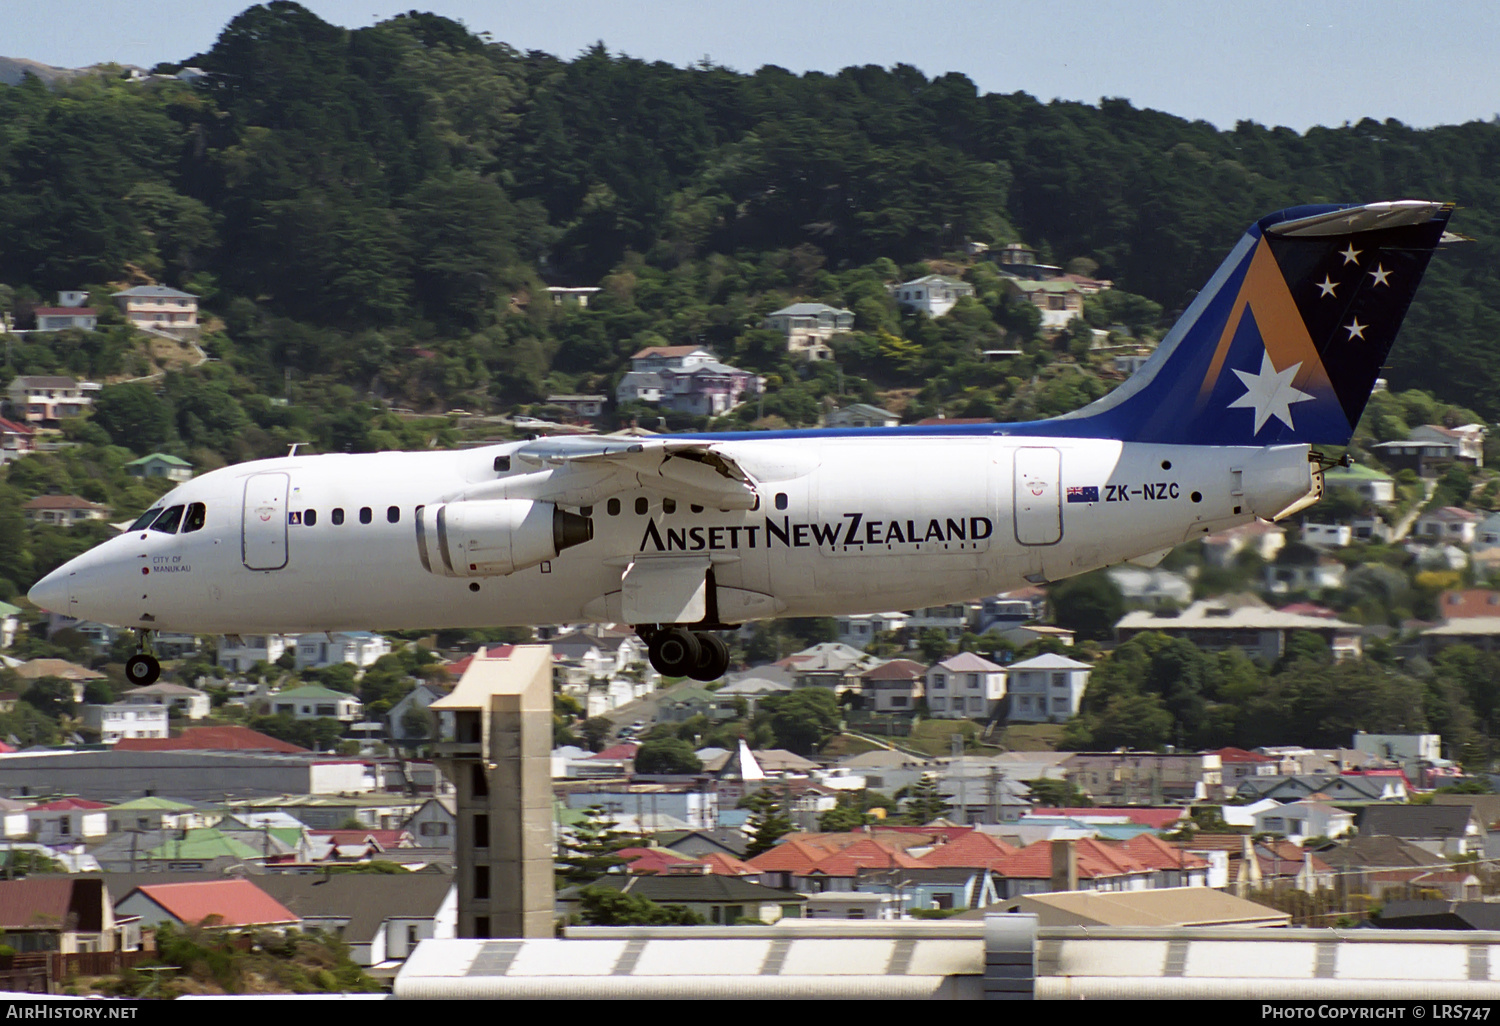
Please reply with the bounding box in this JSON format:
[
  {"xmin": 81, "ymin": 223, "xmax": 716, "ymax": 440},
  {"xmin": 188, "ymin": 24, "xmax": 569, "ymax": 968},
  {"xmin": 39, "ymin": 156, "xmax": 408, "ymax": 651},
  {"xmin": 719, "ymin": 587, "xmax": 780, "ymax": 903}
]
[{"xmin": 27, "ymin": 565, "xmax": 74, "ymax": 614}]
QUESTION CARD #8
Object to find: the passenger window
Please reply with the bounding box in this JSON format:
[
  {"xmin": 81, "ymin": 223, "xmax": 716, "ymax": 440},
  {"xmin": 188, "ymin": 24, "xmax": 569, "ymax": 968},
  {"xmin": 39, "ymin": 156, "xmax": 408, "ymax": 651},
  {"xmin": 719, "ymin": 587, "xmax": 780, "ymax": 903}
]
[
  {"xmin": 131, "ymin": 508, "xmax": 164, "ymax": 531},
  {"xmin": 690, "ymin": 504, "xmax": 703, "ymax": 514},
  {"xmin": 150, "ymin": 505, "xmax": 185, "ymax": 535},
  {"xmin": 580, "ymin": 506, "xmax": 593, "ymax": 518},
  {"xmin": 332, "ymin": 508, "xmax": 344, "ymax": 525},
  {"xmin": 607, "ymin": 498, "xmax": 620, "ymax": 516},
  {"xmin": 181, "ymin": 503, "xmax": 207, "ymax": 533},
  {"xmin": 663, "ymin": 499, "xmax": 676, "ymax": 515},
  {"xmin": 359, "ymin": 507, "xmax": 372, "ymax": 524},
  {"xmin": 304, "ymin": 509, "xmax": 317, "ymax": 527},
  {"xmin": 493, "ymin": 455, "xmax": 511, "ymax": 473},
  {"xmin": 387, "ymin": 506, "xmax": 400, "ymax": 524},
  {"xmin": 775, "ymin": 493, "xmax": 788, "ymax": 510},
  {"xmin": 635, "ymin": 497, "xmax": 648, "ymax": 516}
]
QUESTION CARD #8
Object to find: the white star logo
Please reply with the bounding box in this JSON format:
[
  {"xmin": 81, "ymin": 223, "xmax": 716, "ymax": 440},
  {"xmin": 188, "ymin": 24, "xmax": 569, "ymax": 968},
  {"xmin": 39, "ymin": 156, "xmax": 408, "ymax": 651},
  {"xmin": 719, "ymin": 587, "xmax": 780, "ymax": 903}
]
[
  {"xmin": 1339, "ymin": 244, "xmax": 1362, "ymax": 265},
  {"xmin": 1317, "ymin": 277, "xmax": 1338, "ymax": 297},
  {"xmin": 1369, "ymin": 264, "xmax": 1392, "ymax": 286},
  {"xmin": 1228, "ymin": 351, "xmax": 1314, "ymax": 433},
  {"xmin": 1346, "ymin": 320, "xmax": 1367, "ymax": 340}
]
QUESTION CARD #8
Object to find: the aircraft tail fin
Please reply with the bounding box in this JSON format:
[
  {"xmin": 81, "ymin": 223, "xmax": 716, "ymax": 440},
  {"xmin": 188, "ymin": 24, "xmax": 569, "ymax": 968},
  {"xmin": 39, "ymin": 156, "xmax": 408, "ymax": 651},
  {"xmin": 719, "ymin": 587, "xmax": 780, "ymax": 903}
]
[{"xmin": 1057, "ymin": 200, "xmax": 1454, "ymax": 446}]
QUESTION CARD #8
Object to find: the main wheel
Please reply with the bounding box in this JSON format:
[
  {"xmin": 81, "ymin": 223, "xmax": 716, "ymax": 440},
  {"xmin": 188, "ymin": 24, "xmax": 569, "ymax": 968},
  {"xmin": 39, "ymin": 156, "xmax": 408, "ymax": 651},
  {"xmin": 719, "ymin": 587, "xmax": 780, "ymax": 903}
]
[
  {"xmin": 125, "ymin": 653, "xmax": 161, "ymax": 687},
  {"xmin": 690, "ymin": 633, "xmax": 730, "ymax": 682},
  {"xmin": 649, "ymin": 628, "xmax": 701, "ymax": 677}
]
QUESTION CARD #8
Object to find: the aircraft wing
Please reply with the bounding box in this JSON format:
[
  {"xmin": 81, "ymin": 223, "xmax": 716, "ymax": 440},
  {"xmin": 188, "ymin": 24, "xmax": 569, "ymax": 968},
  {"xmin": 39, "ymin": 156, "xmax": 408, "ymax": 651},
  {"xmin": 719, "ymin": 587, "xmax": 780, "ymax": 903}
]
[{"xmin": 460, "ymin": 436, "xmax": 761, "ymax": 510}]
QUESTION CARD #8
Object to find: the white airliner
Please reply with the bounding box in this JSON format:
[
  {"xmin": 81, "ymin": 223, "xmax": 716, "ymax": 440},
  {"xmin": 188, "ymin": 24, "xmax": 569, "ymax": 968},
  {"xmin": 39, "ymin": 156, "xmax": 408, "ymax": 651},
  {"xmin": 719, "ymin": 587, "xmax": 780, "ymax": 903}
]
[{"xmin": 28, "ymin": 200, "xmax": 1456, "ymax": 687}]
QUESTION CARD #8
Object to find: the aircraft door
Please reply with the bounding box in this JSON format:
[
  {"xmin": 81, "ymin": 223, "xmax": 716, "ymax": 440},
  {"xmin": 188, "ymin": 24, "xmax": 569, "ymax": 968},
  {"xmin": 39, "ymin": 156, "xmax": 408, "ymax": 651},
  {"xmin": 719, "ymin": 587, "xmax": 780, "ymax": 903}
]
[
  {"xmin": 1014, "ymin": 447, "xmax": 1062, "ymax": 545},
  {"xmin": 242, "ymin": 472, "xmax": 290, "ymax": 570}
]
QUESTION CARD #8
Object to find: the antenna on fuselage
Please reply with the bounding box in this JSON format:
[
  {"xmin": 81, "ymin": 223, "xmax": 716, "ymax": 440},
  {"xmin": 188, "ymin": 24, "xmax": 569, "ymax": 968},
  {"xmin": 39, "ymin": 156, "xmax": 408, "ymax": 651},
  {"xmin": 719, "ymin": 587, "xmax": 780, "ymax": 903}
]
[{"xmin": 287, "ymin": 442, "xmax": 312, "ymax": 456}]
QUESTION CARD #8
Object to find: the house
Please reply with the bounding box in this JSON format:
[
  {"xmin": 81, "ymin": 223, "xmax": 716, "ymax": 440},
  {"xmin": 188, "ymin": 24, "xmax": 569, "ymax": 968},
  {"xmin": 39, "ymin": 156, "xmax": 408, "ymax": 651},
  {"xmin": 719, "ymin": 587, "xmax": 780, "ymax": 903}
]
[
  {"xmin": 1251, "ymin": 800, "xmax": 1356, "ymax": 844},
  {"xmin": 26, "ymin": 798, "xmax": 110, "ymax": 844},
  {"xmin": 1358, "ymin": 804, "xmax": 1486, "ymax": 858},
  {"xmin": 250, "ymin": 873, "xmax": 456, "ymax": 973},
  {"xmin": 0, "ymin": 878, "xmax": 128, "ymax": 952},
  {"xmin": 1323, "ymin": 463, "xmax": 1396, "ymax": 504},
  {"xmin": 824, "ymin": 403, "xmax": 900, "ymax": 429},
  {"xmin": 124, "ymin": 453, "xmax": 193, "ymax": 483},
  {"xmin": 545, "ymin": 286, "xmax": 601, "ymax": 308},
  {"xmin": 1351, "ymin": 732, "xmax": 1443, "ymax": 780},
  {"xmin": 1003, "ymin": 886, "xmax": 1288, "ymax": 928},
  {"xmin": 924, "ymin": 652, "xmax": 1005, "ymax": 719},
  {"xmin": 711, "ymin": 676, "xmax": 791, "ymax": 714},
  {"xmin": 402, "ymin": 797, "xmax": 457, "ymax": 849},
  {"xmin": 387, "ymin": 682, "xmax": 452, "ymax": 744},
  {"xmin": 216, "ymin": 634, "xmax": 294, "ymax": 672},
  {"xmin": 105, "ymin": 796, "xmax": 221, "ymax": 834},
  {"xmin": 1105, "ymin": 566, "xmax": 1193, "ymax": 607},
  {"xmin": 779, "ymin": 642, "xmax": 877, "ymax": 692},
  {"xmin": 120, "ymin": 681, "xmax": 212, "ymax": 720},
  {"xmin": 80, "ymin": 701, "xmax": 170, "ymax": 742},
  {"xmin": 294, "ymin": 631, "xmax": 390, "ymax": 670},
  {"xmin": 763, "ymin": 302, "xmax": 854, "ymax": 361},
  {"xmin": 6, "ymin": 376, "xmax": 97, "ymax": 426},
  {"xmin": 1212, "ymin": 747, "xmax": 1280, "ymax": 790},
  {"xmin": 836, "ymin": 610, "xmax": 909, "ymax": 645},
  {"xmin": 1300, "ymin": 522, "xmax": 1353, "ymax": 548},
  {"xmin": 657, "ymin": 684, "xmax": 735, "ymax": 722},
  {"xmin": 1414, "ymin": 507, "xmax": 1480, "ymax": 546},
  {"xmin": 994, "ymin": 242, "xmax": 1062, "ymax": 281},
  {"xmin": 15, "ymin": 657, "xmax": 105, "ymax": 699},
  {"xmin": 1002, "ymin": 279, "xmax": 1087, "ymax": 329},
  {"xmin": 269, "ymin": 684, "xmax": 363, "ymax": 722},
  {"xmin": 1115, "ymin": 594, "xmax": 1363, "ymax": 662},
  {"xmin": 115, "ymin": 879, "xmax": 299, "ymax": 930},
  {"xmin": 1264, "ymin": 550, "xmax": 1347, "ymax": 595},
  {"xmin": 1408, "ymin": 424, "xmax": 1485, "ymax": 467},
  {"xmin": 890, "ymin": 275, "xmax": 975, "ymax": 319},
  {"xmin": 111, "ymin": 285, "xmax": 199, "ymax": 333},
  {"xmin": 1371, "ymin": 438, "xmax": 1469, "ymax": 476},
  {"xmin": 1202, "ymin": 520, "xmax": 1286, "ymax": 568},
  {"xmin": 1061, "ymin": 752, "xmax": 1223, "ymax": 803},
  {"xmin": 906, "ymin": 603, "xmax": 976, "ymax": 641},
  {"xmin": 1004, "ymin": 653, "xmax": 1091, "ymax": 724},
  {"xmin": 0, "ymin": 416, "xmax": 35, "ymax": 464},
  {"xmin": 545, "ymin": 394, "xmax": 608, "ymax": 419},
  {"xmin": 0, "ymin": 599, "xmax": 20, "ymax": 649},
  {"xmin": 111, "ymin": 724, "xmax": 308, "ymax": 754},
  {"xmin": 1235, "ymin": 773, "xmax": 1407, "ymax": 804},
  {"xmin": 858, "ymin": 659, "xmax": 927, "ymax": 714},
  {"xmin": 21, "ymin": 494, "xmax": 109, "ymax": 526},
  {"xmin": 32, "ymin": 306, "xmax": 98, "ymax": 332}
]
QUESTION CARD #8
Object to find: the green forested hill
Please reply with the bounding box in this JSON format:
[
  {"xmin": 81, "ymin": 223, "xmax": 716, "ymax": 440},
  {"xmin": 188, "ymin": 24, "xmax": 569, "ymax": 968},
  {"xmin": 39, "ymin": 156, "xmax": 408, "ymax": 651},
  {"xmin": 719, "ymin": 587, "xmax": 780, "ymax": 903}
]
[{"xmin": 3, "ymin": 1, "xmax": 1500, "ymax": 439}]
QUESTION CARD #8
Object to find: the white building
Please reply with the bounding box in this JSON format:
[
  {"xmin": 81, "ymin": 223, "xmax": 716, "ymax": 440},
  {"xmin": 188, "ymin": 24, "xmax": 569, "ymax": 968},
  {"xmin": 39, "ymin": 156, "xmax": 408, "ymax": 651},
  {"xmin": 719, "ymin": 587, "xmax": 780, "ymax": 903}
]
[
  {"xmin": 294, "ymin": 631, "xmax": 390, "ymax": 670},
  {"xmin": 6, "ymin": 376, "xmax": 98, "ymax": 426},
  {"xmin": 121, "ymin": 682, "xmax": 212, "ymax": 720},
  {"xmin": 81, "ymin": 703, "xmax": 171, "ymax": 742},
  {"xmin": 111, "ymin": 285, "xmax": 198, "ymax": 332},
  {"xmin": 925, "ymin": 652, "xmax": 1006, "ymax": 719},
  {"xmin": 218, "ymin": 634, "xmax": 295, "ymax": 673},
  {"xmin": 890, "ymin": 275, "xmax": 974, "ymax": 319},
  {"xmin": 762, "ymin": 303, "xmax": 854, "ymax": 361},
  {"xmin": 270, "ymin": 685, "xmax": 364, "ymax": 722},
  {"xmin": 1251, "ymin": 801, "xmax": 1355, "ymax": 844},
  {"xmin": 1005, "ymin": 653, "xmax": 1092, "ymax": 724}
]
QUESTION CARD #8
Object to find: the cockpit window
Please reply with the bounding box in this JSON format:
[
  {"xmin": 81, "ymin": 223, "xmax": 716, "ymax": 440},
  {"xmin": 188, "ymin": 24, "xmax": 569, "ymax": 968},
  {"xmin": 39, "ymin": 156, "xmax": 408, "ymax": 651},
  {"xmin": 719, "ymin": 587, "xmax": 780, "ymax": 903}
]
[
  {"xmin": 131, "ymin": 508, "xmax": 164, "ymax": 531},
  {"xmin": 181, "ymin": 502, "xmax": 207, "ymax": 533},
  {"xmin": 150, "ymin": 505, "xmax": 185, "ymax": 535}
]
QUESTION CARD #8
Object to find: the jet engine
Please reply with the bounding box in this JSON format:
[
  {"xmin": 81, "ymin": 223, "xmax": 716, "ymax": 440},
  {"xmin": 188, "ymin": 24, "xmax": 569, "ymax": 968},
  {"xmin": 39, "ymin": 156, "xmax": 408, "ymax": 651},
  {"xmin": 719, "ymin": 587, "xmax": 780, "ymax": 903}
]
[{"xmin": 416, "ymin": 500, "xmax": 593, "ymax": 577}]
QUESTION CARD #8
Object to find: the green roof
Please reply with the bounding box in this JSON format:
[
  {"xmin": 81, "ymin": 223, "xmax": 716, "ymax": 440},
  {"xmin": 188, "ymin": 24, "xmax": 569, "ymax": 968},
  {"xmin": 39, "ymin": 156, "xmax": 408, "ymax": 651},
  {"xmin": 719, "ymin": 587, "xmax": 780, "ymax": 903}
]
[
  {"xmin": 1326, "ymin": 463, "xmax": 1394, "ymax": 482},
  {"xmin": 125, "ymin": 453, "xmax": 192, "ymax": 467},
  {"xmin": 144, "ymin": 827, "xmax": 260, "ymax": 860},
  {"xmin": 273, "ymin": 685, "xmax": 357, "ymax": 701},
  {"xmin": 0, "ymin": 602, "xmax": 21, "ymax": 618},
  {"xmin": 109, "ymin": 796, "xmax": 195, "ymax": 811}
]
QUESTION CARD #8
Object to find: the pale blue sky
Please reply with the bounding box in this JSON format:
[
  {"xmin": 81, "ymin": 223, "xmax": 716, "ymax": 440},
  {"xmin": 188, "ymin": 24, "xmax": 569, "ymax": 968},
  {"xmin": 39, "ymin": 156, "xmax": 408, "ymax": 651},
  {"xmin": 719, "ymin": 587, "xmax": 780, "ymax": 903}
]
[{"xmin": 5, "ymin": 0, "xmax": 1496, "ymax": 132}]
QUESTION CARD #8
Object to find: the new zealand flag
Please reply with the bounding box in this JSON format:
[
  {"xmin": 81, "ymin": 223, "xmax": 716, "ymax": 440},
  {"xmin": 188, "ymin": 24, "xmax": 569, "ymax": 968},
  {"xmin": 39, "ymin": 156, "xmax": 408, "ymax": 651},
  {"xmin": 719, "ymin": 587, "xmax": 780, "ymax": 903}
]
[{"xmin": 1066, "ymin": 486, "xmax": 1099, "ymax": 503}]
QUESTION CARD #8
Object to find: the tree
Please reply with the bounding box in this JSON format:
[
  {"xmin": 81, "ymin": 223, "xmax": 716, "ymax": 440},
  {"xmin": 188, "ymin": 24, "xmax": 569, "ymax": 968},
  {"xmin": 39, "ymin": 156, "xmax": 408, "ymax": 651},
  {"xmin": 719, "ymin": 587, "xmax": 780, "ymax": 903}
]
[
  {"xmin": 633, "ymin": 738, "xmax": 703, "ymax": 775},
  {"xmin": 556, "ymin": 805, "xmax": 635, "ymax": 884},
  {"xmin": 741, "ymin": 786, "xmax": 794, "ymax": 858},
  {"xmin": 1049, "ymin": 571, "xmax": 1124, "ymax": 642},
  {"xmin": 21, "ymin": 677, "xmax": 76, "ymax": 719},
  {"xmin": 755, "ymin": 688, "xmax": 840, "ymax": 756},
  {"xmin": 576, "ymin": 885, "xmax": 705, "ymax": 926},
  {"xmin": 902, "ymin": 775, "xmax": 952, "ymax": 825}
]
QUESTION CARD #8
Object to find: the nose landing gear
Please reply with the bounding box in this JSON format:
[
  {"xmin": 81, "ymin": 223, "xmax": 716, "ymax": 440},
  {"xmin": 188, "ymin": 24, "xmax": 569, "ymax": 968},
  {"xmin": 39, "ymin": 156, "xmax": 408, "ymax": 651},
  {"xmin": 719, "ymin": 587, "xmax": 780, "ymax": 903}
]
[
  {"xmin": 125, "ymin": 630, "xmax": 161, "ymax": 687},
  {"xmin": 640, "ymin": 625, "xmax": 731, "ymax": 681}
]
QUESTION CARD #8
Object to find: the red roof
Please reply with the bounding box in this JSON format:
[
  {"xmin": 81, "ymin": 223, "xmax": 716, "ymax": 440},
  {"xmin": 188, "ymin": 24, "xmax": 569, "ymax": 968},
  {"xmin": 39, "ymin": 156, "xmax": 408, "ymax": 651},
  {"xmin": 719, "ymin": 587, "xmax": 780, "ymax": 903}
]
[
  {"xmin": 31, "ymin": 798, "xmax": 109, "ymax": 811},
  {"xmin": 699, "ymin": 851, "xmax": 756, "ymax": 876},
  {"xmin": 1211, "ymin": 747, "xmax": 1275, "ymax": 765},
  {"xmin": 917, "ymin": 830, "xmax": 1019, "ymax": 870},
  {"xmin": 591, "ymin": 742, "xmax": 640, "ymax": 761},
  {"xmin": 744, "ymin": 838, "xmax": 843, "ymax": 874},
  {"xmin": 115, "ymin": 726, "xmax": 307, "ymax": 754},
  {"xmin": 126, "ymin": 880, "xmax": 299, "ymax": 928},
  {"xmin": 307, "ymin": 829, "xmax": 411, "ymax": 849},
  {"xmin": 1120, "ymin": 833, "xmax": 1209, "ymax": 871},
  {"xmin": 804, "ymin": 837, "xmax": 923, "ymax": 877},
  {"xmin": 0, "ymin": 418, "xmax": 33, "ymax": 436},
  {"xmin": 1438, "ymin": 590, "xmax": 1500, "ymax": 620},
  {"xmin": 993, "ymin": 839, "xmax": 1154, "ymax": 881},
  {"xmin": 861, "ymin": 659, "xmax": 927, "ymax": 681},
  {"xmin": 444, "ymin": 645, "xmax": 515, "ymax": 679},
  {"xmin": 616, "ymin": 847, "xmax": 704, "ymax": 875},
  {"xmin": 0, "ymin": 879, "xmax": 87, "ymax": 930}
]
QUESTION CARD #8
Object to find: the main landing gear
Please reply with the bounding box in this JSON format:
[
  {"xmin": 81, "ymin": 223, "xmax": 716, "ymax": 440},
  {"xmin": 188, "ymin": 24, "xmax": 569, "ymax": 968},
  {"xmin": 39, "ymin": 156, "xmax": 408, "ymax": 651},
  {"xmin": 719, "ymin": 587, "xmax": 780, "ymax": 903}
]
[
  {"xmin": 125, "ymin": 629, "xmax": 161, "ymax": 687},
  {"xmin": 640, "ymin": 626, "xmax": 731, "ymax": 682}
]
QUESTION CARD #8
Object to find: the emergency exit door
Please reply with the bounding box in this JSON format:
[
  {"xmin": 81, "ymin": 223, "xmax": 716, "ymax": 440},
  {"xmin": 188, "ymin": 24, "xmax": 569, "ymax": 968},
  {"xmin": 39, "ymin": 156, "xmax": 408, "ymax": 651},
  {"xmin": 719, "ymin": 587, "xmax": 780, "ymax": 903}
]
[
  {"xmin": 1014, "ymin": 447, "xmax": 1062, "ymax": 545},
  {"xmin": 242, "ymin": 472, "xmax": 289, "ymax": 570}
]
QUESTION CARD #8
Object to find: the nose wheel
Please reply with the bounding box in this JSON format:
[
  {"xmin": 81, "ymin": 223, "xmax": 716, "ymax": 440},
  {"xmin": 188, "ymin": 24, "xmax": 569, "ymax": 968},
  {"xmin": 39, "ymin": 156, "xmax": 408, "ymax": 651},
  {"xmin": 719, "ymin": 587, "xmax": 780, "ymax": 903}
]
[
  {"xmin": 126, "ymin": 630, "xmax": 161, "ymax": 687},
  {"xmin": 642, "ymin": 627, "xmax": 731, "ymax": 682}
]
